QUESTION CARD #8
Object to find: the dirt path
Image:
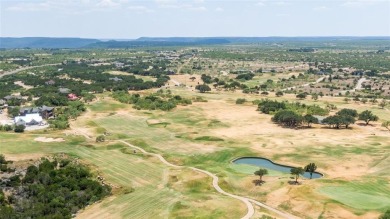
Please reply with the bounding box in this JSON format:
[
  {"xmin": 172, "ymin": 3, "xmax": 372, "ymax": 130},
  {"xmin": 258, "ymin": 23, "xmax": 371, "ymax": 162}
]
[
  {"xmin": 340, "ymin": 77, "xmax": 366, "ymax": 95},
  {"xmin": 118, "ymin": 140, "xmax": 298, "ymax": 219},
  {"xmin": 282, "ymin": 76, "xmax": 327, "ymax": 91},
  {"xmin": 0, "ymin": 63, "xmax": 60, "ymax": 78}
]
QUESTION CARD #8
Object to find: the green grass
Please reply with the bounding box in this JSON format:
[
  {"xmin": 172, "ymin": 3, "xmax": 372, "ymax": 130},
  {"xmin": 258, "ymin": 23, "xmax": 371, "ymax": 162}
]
[
  {"xmin": 89, "ymin": 100, "xmax": 128, "ymax": 112},
  {"xmin": 194, "ymin": 136, "xmax": 224, "ymax": 141},
  {"xmin": 318, "ymin": 180, "xmax": 390, "ymax": 210}
]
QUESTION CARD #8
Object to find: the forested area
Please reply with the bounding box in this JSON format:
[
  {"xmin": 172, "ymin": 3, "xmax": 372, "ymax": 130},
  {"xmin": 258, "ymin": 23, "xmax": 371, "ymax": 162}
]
[
  {"xmin": 0, "ymin": 155, "xmax": 111, "ymax": 219},
  {"xmin": 112, "ymin": 90, "xmax": 192, "ymax": 111}
]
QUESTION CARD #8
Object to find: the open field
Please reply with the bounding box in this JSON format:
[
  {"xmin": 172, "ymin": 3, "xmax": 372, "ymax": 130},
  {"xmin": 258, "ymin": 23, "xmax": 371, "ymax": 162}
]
[
  {"xmin": 2, "ymin": 86, "xmax": 390, "ymax": 218},
  {"xmin": 1, "ymin": 43, "xmax": 390, "ymax": 218}
]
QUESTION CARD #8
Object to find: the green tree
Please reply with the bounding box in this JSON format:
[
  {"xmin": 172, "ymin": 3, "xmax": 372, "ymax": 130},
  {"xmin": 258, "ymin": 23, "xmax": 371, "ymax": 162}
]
[
  {"xmin": 359, "ymin": 110, "xmax": 378, "ymax": 125},
  {"xmin": 195, "ymin": 84, "xmax": 211, "ymax": 93},
  {"xmin": 236, "ymin": 98, "xmax": 246, "ymax": 104},
  {"xmin": 254, "ymin": 168, "xmax": 268, "ymax": 182},
  {"xmin": 304, "ymin": 163, "xmax": 317, "ymax": 179},
  {"xmin": 275, "ymin": 91, "xmax": 284, "ymax": 97},
  {"xmin": 379, "ymin": 100, "xmax": 387, "ymax": 109},
  {"xmin": 7, "ymin": 107, "xmax": 20, "ymax": 118},
  {"xmin": 290, "ymin": 167, "xmax": 304, "ymax": 184},
  {"xmin": 336, "ymin": 108, "xmax": 358, "ymax": 118},
  {"xmin": 303, "ymin": 114, "xmax": 319, "ymax": 127},
  {"xmin": 343, "ymin": 97, "xmax": 350, "ymax": 103},
  {"xmin": 382, "ymin": 121, "xmax": 390, "ymax": 131},
  {"xmin": 296, "ymin": 93, "xmax": 307, "ymax": 99},
  {"xmin": 96, "ymin": 135, "xmax": 105, "ymax": 142},
  {"xmin": 272, "ymin": 110, "xmax": 303, "ymax": 128},
  {"xmin": 311, "ymin": 93, "xmax": 318, "ymax": 101},
  {"xmin": 14, "ymin": 125, "xmax": 25, "ymax": 133},
  {"xmin": 379, "ymin": 209, "xmax": 390, "ymax": 219}
]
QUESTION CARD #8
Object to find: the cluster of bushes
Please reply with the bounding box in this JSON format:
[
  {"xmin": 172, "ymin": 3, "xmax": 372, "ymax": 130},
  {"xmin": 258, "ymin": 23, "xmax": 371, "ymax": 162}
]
[
  {"xmin": 1, "ymin": 62, "xmax": 170, "ymax": 107},
  {"xmin": 272, "ymin": 110, "xmax": 318, "ymax": 128},
  {"xmin": 0, "ymin": 124, "xmax": 13, "ymax": 132},
  {"xmin": 112, "ymin": 90, "xmax": 192, "ymax": 111},
  {"xmin": 257, "ymin": 99, "xmax": 329, "ymax": 116},
  {"xmin": 236, "ymin": 73, "xmax": 255, "ymax": 80},
  {"xmin": 270, "ymin": 107, "xmax": 379, "ymax": 129},
  {"xmin": 236, "ymin": 98, "xmax": 246, "ymax": 104},
  {"xmin": 49, "ymin": 100, "xmax": 86, "ymax": 129},
  {"xmin": 0, "ymin": 156, "xmax": 111, "ymax": 219},
  {"xmin": 322, "ymin": 109, "xmax": 378, "ymax": 129},
  {"xmin": 0, "ymin": 124, "xmax": 25, "ymax": 133}
]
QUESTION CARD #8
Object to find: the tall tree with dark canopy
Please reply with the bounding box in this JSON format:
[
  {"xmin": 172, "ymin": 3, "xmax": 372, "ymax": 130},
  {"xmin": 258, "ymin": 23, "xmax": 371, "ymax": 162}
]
[
  {"xmin": 359, "ymin": 110, "xmax": 378, "ymax": 125},
  {"xmin": 304, "ymin": 163, "xmax": 317, "ymax": 179},
  {"xmin": 290, "ymin": 167, "xmax": 305, "ymax": 184},
  {"xmin": 254, "ymin": 168, "xmax": 268, "ymax": 182}
]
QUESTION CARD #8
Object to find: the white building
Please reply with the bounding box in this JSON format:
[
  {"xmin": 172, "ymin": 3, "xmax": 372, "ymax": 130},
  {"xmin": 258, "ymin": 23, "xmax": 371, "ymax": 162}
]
[{"xmin": 14, "ymin": 113, "xmax": 43, "ymax": 126}]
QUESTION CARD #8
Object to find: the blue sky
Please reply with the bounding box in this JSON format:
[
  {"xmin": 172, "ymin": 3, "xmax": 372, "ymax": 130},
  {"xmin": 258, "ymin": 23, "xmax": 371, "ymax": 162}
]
[{"xmin": 1, "ymin": 0, "xmax": 389, "ymax": 38}]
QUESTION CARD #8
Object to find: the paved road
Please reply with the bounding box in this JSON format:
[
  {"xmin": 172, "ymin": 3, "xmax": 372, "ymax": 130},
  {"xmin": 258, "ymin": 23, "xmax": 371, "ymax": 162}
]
[
  {"xmin": 119, "ymin": 140, "xmax": 298, "ymax": 219},
  {"xmin": 0, "ymin": 63, "xmax": 60, "ymax": 78}
]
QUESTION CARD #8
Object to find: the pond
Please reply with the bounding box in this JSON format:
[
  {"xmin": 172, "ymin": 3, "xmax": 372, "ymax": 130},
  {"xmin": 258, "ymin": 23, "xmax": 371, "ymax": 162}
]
[{"xmin": 232, "ymin": 157, "xmax": 323, "ymax": 179}]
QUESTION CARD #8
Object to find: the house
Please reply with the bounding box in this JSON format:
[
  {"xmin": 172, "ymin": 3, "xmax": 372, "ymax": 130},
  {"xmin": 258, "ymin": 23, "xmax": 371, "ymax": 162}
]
[
  {"xmin": 19, "ymin": 105, "xmax": 55, "ymax": 119},
  {"xmin": 68, "ymin": 93, "xmax": 78, "ymax": 101},
  {"xmin": 59, "ymin": 88, "xmax": 71, "ymax": 94},
  {"xmin": 3, "ymin": 95, "xmax": 23, "ymax": 101},
  {"xmin": 40, "ymin": 105, "xmax": 55, "ymax": 119},
  {"xmin": 109, "ymin": 77, "xmax": 123, "ymax": 82},
  {"xmin": 14, "ymin": 113, "xmax": 43, "ymax": 126},
  {"xmin": 45, "ymin": 80, "xmax": 55, "ymax": 85},
  {"xmin": 114, "ymin": 62, "xmax": 124, "ymax": 68}
]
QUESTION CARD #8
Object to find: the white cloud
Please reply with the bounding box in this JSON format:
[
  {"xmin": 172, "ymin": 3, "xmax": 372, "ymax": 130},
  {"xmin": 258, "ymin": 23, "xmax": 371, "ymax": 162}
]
[
  {"xmin": 274, "ymin": 1, "xmax": 290, "ymax": 6},
  {"xmin": 128, "ymin": 5, "xmax": 154, "ymax": 13},
  {"xmin": 313, "ymin": 6, "xmax": 329, "ymax": 11},
  {"xmin": 342, "ymin": 0, "xmax": 385, "ymax": 7},
  {"xmin": 215, "ymin": 7, "xmax": 224, "ymax": 12},
  {"xmin": 96, "ymin": 0, "xmax": 120, "ymax": 8},
  {"xmin": 7, "ymin": 1, "xmax": 53, "ymax": 12},
  {"xmin": 255, "ymin": 1, "xmax": 266, "ymax": 7},
  {"xmin": 190, "ymin": 6, "xmax": 207, "ymax": 11}
]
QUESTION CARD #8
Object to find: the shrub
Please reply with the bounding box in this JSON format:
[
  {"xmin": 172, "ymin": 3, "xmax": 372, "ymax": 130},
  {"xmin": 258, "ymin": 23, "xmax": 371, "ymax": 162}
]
[
  {"xmin": 96, "ymin": 135, "xmax": 105, "ymax": 142},
  {"xmin": 14, "ymin": 125, "xmax": 25, "ymax": 133},
  {"xmin": 236, "ymin": 98, "xmax": 246, "ymax": 104}
]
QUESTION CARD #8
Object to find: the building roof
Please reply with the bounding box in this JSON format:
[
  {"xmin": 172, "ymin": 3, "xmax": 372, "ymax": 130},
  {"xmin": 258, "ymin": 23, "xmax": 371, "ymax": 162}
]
[
  {"xmin": 3, "ymin": 95, "xmax": 23, "ymax": 100},
  {"xmin": 14, "ymin": 113, "xmax": 43, "ymax": 124},
  {"xmin": 109, "ymin": 77, "xmax": 123, "ymax": 82},
  {"xmin": 59, "ymin": 88, "xmax": 71, "ymax": 94}
]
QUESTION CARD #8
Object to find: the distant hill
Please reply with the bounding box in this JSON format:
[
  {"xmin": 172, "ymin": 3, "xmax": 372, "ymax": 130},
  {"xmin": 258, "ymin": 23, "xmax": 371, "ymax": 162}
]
[
  {"xmin": 1, "ymin": 36, "xmax": 389, "ymax": 49},
  {"xmin": 0, "ymin": 37, "xmax": 100, "ymax": 49},
  {"xmin": 87, "ymin": 38, "xmax": 230, "ymax": 48}
]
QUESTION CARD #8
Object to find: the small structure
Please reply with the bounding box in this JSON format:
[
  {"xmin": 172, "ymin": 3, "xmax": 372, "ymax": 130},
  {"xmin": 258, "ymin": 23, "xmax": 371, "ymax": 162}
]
[
  {"xmin": 14, "ymin": 113, "xmax": 43, "ymax": 126},
  {"xmin": 19, "ymin": 105, "xmax": 54, "ymax": 119},
  {"xmin": 3, "ymin": 95, "xmax": 23, "ymax": 101},
  {"xmin": 59, "ymin": 88, "xmax": 71, "ymax": 94},
  {"xmin": 68, "ymin": 93, "xmax": 78, "ymax": 101},
  {"xmin": 109, "ymin": 77, "xmax": 123, "ymax": 82},
  {"xmin": 45, "ymin": 80, "xmax": 55, "ymax": 85}
]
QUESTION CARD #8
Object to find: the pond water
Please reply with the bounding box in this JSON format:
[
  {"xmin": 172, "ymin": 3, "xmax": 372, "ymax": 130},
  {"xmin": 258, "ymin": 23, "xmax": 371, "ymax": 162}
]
[{"xmin": 233, "ymin": 157, "xmax": 323, "ymax": 179}]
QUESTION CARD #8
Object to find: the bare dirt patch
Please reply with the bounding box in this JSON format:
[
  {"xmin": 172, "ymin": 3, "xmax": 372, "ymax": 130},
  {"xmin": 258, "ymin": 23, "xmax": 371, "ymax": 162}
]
[{"xmin": 34, "ymin": 137, "xmax": 65, "ymax": 142}]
